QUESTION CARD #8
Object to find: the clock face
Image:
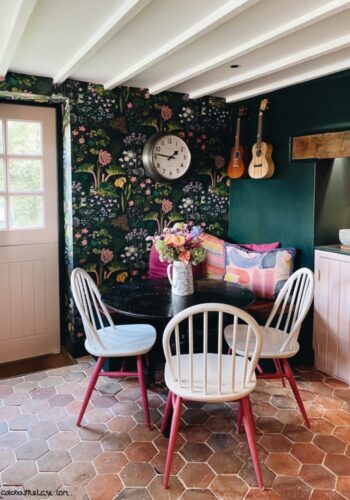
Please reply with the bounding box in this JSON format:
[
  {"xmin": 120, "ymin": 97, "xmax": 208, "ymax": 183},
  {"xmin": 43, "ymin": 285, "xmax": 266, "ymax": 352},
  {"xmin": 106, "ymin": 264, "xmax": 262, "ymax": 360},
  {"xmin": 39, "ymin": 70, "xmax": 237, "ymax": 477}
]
[{"xmin": 143, "ymin": 133, "xmax": 191, "ymax": 182}]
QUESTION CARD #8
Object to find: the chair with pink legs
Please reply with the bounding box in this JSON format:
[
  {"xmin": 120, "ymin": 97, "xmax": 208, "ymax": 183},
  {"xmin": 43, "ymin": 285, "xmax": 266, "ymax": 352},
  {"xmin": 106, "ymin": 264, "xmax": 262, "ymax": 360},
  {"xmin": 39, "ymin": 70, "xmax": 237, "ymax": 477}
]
[
  {"xmin": 224, "ymin": 267, "xmax": 314, "ymax": 430},
  {"xmin": 161, "ymin": 303, "xmax": 264, "ymax": 490},
  {"xmin": 71, "ymin": 268, "xmax": 156, "ymax": 429}
]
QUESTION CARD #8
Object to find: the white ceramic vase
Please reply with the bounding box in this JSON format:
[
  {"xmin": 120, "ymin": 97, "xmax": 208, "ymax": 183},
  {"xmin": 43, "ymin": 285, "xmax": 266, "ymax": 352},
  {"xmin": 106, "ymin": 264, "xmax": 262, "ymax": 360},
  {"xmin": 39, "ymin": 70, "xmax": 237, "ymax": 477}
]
[{"xmin": 167, "ymin": 261, "xmax": 194, "ymax": 296}]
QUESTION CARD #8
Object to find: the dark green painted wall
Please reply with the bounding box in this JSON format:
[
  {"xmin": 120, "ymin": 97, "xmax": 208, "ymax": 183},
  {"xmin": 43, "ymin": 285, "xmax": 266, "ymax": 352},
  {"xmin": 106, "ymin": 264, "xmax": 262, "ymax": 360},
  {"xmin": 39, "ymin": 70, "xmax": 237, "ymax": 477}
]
[{"xmin": 229, "ymin": 69, "xmax": 350, "ymax": 270}]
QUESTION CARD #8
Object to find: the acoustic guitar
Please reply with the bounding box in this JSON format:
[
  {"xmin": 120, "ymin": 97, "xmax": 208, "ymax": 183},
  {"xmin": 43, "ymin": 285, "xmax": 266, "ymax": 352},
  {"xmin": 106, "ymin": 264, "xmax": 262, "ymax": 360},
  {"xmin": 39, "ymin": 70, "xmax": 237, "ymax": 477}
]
[
  {"xmin": 227, "ymin": 106, "xmax": 247, "ymax": 179},
  {"xmin": 248, "ymin": 99, "xmax": 275, "ymax": 179}
]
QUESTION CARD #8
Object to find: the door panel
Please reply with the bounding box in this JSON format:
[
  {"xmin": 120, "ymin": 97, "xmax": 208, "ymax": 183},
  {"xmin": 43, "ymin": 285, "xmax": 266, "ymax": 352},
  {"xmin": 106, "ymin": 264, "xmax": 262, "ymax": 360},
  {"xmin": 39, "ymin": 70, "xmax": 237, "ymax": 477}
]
[{"xmin": 0, "ymin": 104, "xmax": 59, "ymax": 363}]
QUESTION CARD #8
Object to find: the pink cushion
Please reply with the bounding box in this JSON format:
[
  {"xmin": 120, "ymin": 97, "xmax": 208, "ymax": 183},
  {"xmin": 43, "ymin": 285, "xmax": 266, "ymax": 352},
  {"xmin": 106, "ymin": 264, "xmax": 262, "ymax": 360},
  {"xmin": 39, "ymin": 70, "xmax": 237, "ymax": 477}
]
[
  {"xmin": 201, "ymin": 233, "xmax": 225, "ymax": 280},
  {"xmin": 239, "ymin": 242, "xmax": 280, "ymax": 252},
  {"xmin": 148, "ymin": 245, "xmax": 202, "ymax": 279}
]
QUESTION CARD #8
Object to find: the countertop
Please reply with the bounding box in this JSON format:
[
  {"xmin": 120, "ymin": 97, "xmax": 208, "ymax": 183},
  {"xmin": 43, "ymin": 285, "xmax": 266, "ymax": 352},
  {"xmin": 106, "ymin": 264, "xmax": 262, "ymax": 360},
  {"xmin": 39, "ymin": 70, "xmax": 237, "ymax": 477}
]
[{"xmin": 315, "ymin": 244, "xmax": 350, "ymax": 256}]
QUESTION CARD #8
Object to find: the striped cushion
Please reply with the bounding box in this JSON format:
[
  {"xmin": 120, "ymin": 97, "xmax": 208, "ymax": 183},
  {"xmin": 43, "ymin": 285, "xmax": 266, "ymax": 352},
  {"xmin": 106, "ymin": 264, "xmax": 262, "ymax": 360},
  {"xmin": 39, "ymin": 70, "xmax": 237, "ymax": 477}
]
[{"xmin": 201, "ymin": 233, "xmax": 225, "ymax": 280}]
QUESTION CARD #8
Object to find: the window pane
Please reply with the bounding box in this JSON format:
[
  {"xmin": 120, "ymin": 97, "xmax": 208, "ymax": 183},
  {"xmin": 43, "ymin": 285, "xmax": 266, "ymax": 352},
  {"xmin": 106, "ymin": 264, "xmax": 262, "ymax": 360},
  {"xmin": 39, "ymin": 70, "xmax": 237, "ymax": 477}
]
[
  {"xmin": 7, "ymin": 121, "xmax": 41, "ymax": 155},
  {"xmin": 8, "ymin": 158, "xmax": 42, "ymax": 192},
  {"xmin": 0, "ymin": 121, "xmax": 3, "ymax": 153},
  {"xmin": 9, "ymin": 195, "xmax": 43, "ymax": 229},
  {"xmin": 0, "ymin": 158, "xmax": 4, "ymax": 191},
  {"xmin": 0, "ymin": 197, "xmax": 5, "ymax": 230}
]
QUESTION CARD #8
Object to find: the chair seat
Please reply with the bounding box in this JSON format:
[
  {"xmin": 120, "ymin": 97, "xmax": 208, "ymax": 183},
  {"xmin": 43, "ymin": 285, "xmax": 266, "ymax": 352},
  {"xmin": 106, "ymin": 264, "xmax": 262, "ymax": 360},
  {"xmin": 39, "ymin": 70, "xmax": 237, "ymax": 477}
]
[
  {"xmin": 85, "ymin": 324, "xmax": 156, "ymax": 358},
  {"xmin": 224, "ymin": 324, "xmax": 299, "ymax": 359},
  {"xmin": 165, "ymin": 353, "xmax": 256, "ymax": 403}
]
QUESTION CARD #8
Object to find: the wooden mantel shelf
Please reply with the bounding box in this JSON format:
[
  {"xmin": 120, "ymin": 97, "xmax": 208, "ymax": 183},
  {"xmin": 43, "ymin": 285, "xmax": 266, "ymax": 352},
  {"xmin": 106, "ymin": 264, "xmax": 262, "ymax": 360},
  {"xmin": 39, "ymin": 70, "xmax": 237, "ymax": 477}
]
[{"xmin": 292, "ymin": 130, "xmax": 350, "ymax": 160}]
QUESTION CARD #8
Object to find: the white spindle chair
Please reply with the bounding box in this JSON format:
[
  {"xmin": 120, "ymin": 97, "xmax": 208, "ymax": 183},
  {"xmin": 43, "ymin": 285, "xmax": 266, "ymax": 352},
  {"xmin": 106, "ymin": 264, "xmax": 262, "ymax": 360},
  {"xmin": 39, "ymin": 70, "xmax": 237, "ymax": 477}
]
[
  {"xmin": 161, "ymin": 303, "xmax": 264, "ymax": 490},
  {"xmin": 71, "ymin": 268, "xmax": 156, "ymax": 429},
  {"xmin": 224, "ymin": 267, "xmax": 314, "ymax": 428}
]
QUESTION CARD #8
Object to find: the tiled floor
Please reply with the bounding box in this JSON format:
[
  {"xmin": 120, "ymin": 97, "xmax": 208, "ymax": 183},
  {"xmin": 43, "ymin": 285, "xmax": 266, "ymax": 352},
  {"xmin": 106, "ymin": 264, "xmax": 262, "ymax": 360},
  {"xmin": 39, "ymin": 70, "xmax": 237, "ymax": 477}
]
[{"xmin": 0, "ymin": 357, "xmax": 350, "ymax": 499}]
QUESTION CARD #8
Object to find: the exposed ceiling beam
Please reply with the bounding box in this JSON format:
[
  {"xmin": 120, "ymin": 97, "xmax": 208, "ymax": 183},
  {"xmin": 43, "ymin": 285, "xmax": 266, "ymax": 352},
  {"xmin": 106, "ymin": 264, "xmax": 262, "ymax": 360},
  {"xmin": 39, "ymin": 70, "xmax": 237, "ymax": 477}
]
[
  {"xmin": 103, "ymin": 0, "xmax": 258, "ymax": 90},
  {"xmin": 0, "ymin": 0, "xmax": 37, "ymax": 77},
  {"xmin": 149, "ymin": 0, "xmax": 350, "ymax": 95},
  {"xmin": 53, "ymin": 0, "xmax": 152, "ymax": 84},
  {"xmin": 189, "ymin": 33, "xmax": 350, "ymax": 98},
  {"xmin": 224, "ymin": 57, "xmax": 350, "ymax": 103}
]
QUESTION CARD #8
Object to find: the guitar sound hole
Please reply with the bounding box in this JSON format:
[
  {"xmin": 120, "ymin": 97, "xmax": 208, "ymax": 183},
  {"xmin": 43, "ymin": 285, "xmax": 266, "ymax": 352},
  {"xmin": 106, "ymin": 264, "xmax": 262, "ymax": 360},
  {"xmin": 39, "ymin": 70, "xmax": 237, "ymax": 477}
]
[
  {"xmin": 234, "ymin": 152, "xmax": 240, "ymax": 160},
  {"xmin": 256, "ymin": 149, "xmax": 262, "ymax": 157}
]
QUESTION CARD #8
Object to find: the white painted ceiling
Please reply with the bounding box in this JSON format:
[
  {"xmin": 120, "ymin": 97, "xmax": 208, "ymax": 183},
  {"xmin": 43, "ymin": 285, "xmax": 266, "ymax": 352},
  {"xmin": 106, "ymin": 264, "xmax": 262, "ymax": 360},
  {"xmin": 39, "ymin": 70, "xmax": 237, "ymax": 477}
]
[{"xmin": 1, "ymin": 0, "xmax": 350, "ymax": 102}]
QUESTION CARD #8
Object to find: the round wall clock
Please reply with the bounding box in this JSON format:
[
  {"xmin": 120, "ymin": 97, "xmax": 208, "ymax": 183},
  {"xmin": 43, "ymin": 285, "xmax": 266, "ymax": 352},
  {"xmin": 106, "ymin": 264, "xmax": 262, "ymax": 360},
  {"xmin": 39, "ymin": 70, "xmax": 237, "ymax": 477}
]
[{"xmin": 142, "ymin": 132, "xmax": 191, "ymax": 182}]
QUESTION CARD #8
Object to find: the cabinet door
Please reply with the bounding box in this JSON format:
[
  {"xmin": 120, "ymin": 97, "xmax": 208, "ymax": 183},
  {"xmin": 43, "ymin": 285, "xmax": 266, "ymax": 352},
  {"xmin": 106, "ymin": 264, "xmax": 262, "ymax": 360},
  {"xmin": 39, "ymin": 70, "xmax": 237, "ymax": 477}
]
[{"xmin": 314, "ymin": 251, "xmax": 350, "ymax": 383}]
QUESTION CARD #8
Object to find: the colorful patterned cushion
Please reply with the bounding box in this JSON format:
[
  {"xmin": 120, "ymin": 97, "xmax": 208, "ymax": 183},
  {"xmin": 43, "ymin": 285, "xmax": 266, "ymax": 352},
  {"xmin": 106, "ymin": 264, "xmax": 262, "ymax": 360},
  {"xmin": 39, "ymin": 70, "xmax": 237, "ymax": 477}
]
[
  {"xmin": 201, "ymin": 233, "xmax": 225, "ymax": 280},
  {"xmin": 238, "ymin": 242, "xmax": 280, "ymax": 252},
  {"xmin": 148, "ymin": 245, "xmax": 202, "ymax": 279},
  {"xmin": 224, "ymin": 244, "xmax": 296, "ymax": 298}
]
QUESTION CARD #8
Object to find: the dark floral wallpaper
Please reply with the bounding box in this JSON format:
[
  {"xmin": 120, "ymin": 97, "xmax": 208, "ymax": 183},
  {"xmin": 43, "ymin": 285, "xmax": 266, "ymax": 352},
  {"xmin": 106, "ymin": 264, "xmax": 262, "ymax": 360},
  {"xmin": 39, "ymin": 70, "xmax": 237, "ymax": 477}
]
[{"xmin": 0, "ymin": 73, "xmax": 231, "ymax": 354}]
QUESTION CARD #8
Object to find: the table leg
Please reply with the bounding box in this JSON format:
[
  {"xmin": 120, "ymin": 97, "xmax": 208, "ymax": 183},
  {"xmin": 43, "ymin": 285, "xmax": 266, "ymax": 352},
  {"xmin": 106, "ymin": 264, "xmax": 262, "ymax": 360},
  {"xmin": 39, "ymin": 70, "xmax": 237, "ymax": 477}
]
[{"xmin": 146, "ymin": 319, "xmax": 167, "ymax": 387}]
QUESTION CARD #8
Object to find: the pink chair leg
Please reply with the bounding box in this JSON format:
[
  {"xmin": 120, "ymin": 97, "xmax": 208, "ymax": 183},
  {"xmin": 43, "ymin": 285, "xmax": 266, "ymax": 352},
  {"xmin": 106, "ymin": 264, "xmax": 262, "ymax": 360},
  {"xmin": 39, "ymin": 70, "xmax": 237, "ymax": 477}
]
[
  {"xmin": 282, "ymin": 358, "xmax": 310, "ymax": 428},
  {"xmin": 137, "ymin": 355, "xmax": 151, "ymax": 430},
  {"xmin": 274, "ymin": 358, "xmax": 286, "ymax": 387},
  {"xmin": 256, "ymin": 363, "xmax": 264, "ymax": 374},
  {"xmin": 236, "ymin": 400, "xmax": 243, "ymax": 434},
  {"xmin": 241, "ymin": 396, "xmax": 264, "ymax": 490},
  {"xmin": 161, "ymin": 391, "xmax": 173, "ymax": 434},
  {"xmin": 163, "ymin": 395, "xmax": 182, "ymax": 489},
  {"xmin": 77, "ymin": 356, "xmax": 104, "ymax": 427}
]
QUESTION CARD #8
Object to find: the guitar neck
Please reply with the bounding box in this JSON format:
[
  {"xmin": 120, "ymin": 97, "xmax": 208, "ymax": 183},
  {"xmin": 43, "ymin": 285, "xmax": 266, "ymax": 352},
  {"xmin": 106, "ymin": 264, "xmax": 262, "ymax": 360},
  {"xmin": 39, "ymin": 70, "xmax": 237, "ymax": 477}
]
[
  {"xmin": 256, "ymin": 112, "xmax": 263, "ymax": 148},
  {"xmin": 234, "ymin": 117, "xmax": 241, "ymax": 150}
]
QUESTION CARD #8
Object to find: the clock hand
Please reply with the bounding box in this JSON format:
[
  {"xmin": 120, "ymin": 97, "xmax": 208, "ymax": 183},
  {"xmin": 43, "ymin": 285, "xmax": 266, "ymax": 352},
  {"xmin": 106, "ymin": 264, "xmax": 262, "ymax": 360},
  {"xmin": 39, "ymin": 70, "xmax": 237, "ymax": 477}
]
[
  {"xmin": 155, "ymin": 153, "xmax": 174, "ymax": 158},
  {"xmin": 167, "ymin": 150, "xmax": 179, "ymax": 161}
]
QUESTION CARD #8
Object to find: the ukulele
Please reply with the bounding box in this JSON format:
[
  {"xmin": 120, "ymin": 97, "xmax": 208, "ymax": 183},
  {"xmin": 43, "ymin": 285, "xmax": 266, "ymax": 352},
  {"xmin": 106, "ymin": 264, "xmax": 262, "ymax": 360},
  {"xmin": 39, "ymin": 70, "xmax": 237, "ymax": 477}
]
[
  {"xmin": 227, "ymin": 106, "xmax": 247, "ymax": 179},
  {"xmin": 248, "ymin": 99, "xmax": 275, "ymax": 179}
]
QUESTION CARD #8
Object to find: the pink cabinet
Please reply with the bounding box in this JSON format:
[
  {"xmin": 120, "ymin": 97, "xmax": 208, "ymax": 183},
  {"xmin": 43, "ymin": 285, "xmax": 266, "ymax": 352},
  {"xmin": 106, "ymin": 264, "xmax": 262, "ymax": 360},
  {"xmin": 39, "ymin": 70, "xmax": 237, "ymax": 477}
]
[{"xmin": 314, "ymin": 249, "xmax": 350, "ymax": 384}]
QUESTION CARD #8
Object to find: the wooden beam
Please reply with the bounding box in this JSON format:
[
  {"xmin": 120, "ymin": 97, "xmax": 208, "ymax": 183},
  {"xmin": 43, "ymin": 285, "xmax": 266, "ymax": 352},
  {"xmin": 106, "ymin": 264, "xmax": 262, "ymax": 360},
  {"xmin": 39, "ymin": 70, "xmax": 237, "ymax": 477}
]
[
  {"xmin": 0, "ymin": 0, "xmax": 37, "ymax": 77},
  {"xmin": 292, "ymin": 131, "xmax": 350, "ymax": 159},
  {"xmin": 53, "ymin": 0, "xmax": 151, "ymax": 84},
  {"xmin": 150, "ymin": 0, "xmax": 350, "ymax": 95},
  {"xmin": 104, "ymin": 0, "xmax": 257, "ymax": 90}
]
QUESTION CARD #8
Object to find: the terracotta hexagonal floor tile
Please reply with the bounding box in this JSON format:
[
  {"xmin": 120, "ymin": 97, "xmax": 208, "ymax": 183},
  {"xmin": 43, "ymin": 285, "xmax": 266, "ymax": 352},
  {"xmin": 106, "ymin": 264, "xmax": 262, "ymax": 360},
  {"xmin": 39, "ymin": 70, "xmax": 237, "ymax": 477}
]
[
  {"xmin": 299, "ymin": 464, "xmax": 336, "ymax": 489},
  {"xmin": 179, "ymin": 463, "xmax": 215, "ymax": 488},
  {"xmin": 112, "ymin": 401, "xmax": 139, "ymax": 416},
  {"xmin": 284, "ymin": 423, "xmax": 314, "ymax": 442},
  {"xmin": 4, "ymin": 392, "xmax": 30, "ymax": 405},
  {"xmin": 260, "ymin": 434, "xmax": 292, "ymax": 453},
  {"xmin": 15, "ymin": 439, "xmax": 48, "ymax": 460},
  {"xmin": 2, "ymin": 461, "xmax": 37, "ymax": 485},
  {"xmin": 234, "ymin": 441, "xmax": 268, "ymax": 464},
  {"xmin": 333, "ymin": 426, "xmax": 350, "ymax": 444},
  {"xmin": 270, "ymin": 394, "xmax": 297, "ymax": 409},
  {"xmin": 125, "ymin": 441, "xmax": 157, "ymax": 462},
  {"xmin": 48, "ymin": 431, "xmax": 80, "ymax": 450},
  {"xmin": 210, "ymin": 474, "xmax": 248, "ymax": 499},
  {"xmin": 313, "ymin": 434, "xmax": 346, "ymax": 453},
  {"xmin": 324, "ymin": 454, "xmax": 350, "ymax": 476},
  {"xmin": 182, "ymin": 408, "xmax": 209, "ymax": 425},
  {"xmin": 85, "ymin": 408, "xmax": 112, "ymax": 423},
  {"xmin": 24, "ymin": 472, "xmax": 62, "ymax": 494},
  {"xmin": 181, "ymin": 489, "xmax": 216, "ymax": 499},
  {"xmin": 37, "ymin": 450, "xmax": 71, "ymax": 472},
  {"xmin": 0, "ymin": 450, "xmax": 15, "ymax": 472},
  {"xmin": 119, "ymin": 463, "xmax": 155, "ymax": 487},
  {"xmin": 70, "ymin": 441, "xmax": 102, "ymax": 462},
  {"xmin": 48, "ymin": 394, "xmax": 74, "ymax": 407},
  {"xmin": 256, "ymin": 417, "xmax": 284, "ymax": 434},
  {"xmin": 0, "ymin": 431, "xmax": 27, "ymax": 450},
  {"xmin": 101, "ymin": 432, "xmax": 131, "ymax": 451},
  {"xmin": 129, "ymin": 424, "xmax": 158, "ymax": 442},
  {"xmin": 107, "ymin": 416, "xmax": 135, "ymax": 433},
  {"xmin": 28, "ymin": 421, "xmax": 57, "ymax": 440},
  {"xmin": 240, "ymin": 462, "xmax": 276, "ymax": 488},
  {"xmin": 57, "ymin": 416, "xmax": 79, "ymax": 431},
  {"xmin": 116, "ymin": 487, "xmax": 152, "ymax": 500},
  {"xmin": 96, "ymin": 381, "xmax": 122, "ymax": 395},
  {"xmin": 291, "ymin": 443, "xmax": 325, "ymax": 464},
  {"xmin": 336, "ymin": 477, "xmax": 350, "ymax": 498},
  {"xmin": 0, "ymin": 422, "xmax": 8, "ymax": 437},
  {"xmin": 310, "ymin": 490, "xmax": 345, "ymax": 499},
  {"xmin": 275, "ymin": 409, "xmax": 303, "ymax": 425},
  {"xmin": 180, "ymin": 442, "xmax": 213, "ymax": 462},
  {"xmin": 148, "ymin": 475, "xmax": 185, "ymax": 500},
  {"xmin": 93, "ymin": 451, "xmax": 128, "ymax": 474},
  {"xmin": 59, "ymin": 461, "xmax": 96, "ymax": 486},
  {"xmin": 180, "ymin": 424, "xmax": 211, "ymax": 442},
  {"xmin": 266, "ymin": 453, "xmax": 301, "ymax": 475},
  {"xmin": 151, "ymin": 450, "xmax": 185, "ymax": 475},
  {"xmin": 31, "ymin": 387, "xmax": 56, "ymax": 400},
  {"xmin": 324, "ymin": 410, "xmax": 350, "ymax": 426},
  {"xmin": 333, "ymin": 389, "xmax": 350, "ymax": 402},
  {"xmin": 273, "ymin": 476, "xmax": 312, "ymax": 500},
  {"xmin": 117, "ymin": 389, "xmax": 142, "ymax": 402},
  {"xmin": 77, "ymin": 423, "xmax": 107, "ymax": 441},
  {"xmin": 86, "ymin": 474, "xmax": 122, "ymax": 500},
  {"xmin": 208, "ymin": 452, "xmax": 243, "ymax": 474},
  {"xmin": 153, "ymin": 434, "xmax": 185, "ymax": 453},
  {"xmin": 314, "ymin": 395, "xmax": 343, "ymax": 409},
  {"xmin": 253, "ymin": 402, "xmax": 278, "ymax": 417},
  {"xmin": 9, "ymin": 414, "xmax": 38, "ymax": 430},
  {"xmin": 207, "ymin": 433, "xmax": 238, "ymax": 453},
  {"xmin": 245, "ymin": 489, "xmax": 280, "ymax": 499},
  {"xmin": 92, "ymin": 395, "xmax": 117, "ymax": 408},
  {"xmin": 37, "ymin": 406, "xmax": 66, "ymax": 422},
  {"xmin": 310, "ymin": 418, "xmax": 335, "ymax": 434}
]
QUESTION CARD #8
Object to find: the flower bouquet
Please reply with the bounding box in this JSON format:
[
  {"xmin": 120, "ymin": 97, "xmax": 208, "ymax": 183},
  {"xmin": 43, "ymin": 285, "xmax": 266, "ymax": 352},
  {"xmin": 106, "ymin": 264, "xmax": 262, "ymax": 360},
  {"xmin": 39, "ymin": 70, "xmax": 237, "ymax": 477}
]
[{"xmin": 148, "ymin": 223, "xmax": 207, "ymax": 296}]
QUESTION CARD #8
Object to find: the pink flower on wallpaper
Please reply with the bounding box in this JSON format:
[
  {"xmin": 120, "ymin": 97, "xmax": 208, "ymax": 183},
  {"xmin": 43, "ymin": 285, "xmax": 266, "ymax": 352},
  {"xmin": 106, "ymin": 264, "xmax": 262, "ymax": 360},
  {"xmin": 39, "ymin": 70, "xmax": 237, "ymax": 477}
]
[
  {"xmin": 81, "ymin": 228, "xmax": 88, "ymax": 234},
  {"xmin": 127, "ymin": 102, "xmax": 133, "ymax": 109},
  {"xmin": 100, "ymin": 248, "xmax": 114, "ymax": 264},
  {"xmin": 98, "ymin": 150, "xmax": 112, "ymax": 166},
  {"xmin": 0, "ymin": 76, "xmax": 5, "ymax": 82},
  {"xmin": 128, "ymin": 200, "xmax": 134, "ymax": 206},
  {"xmin": 201, "ymin": 144, "xmax": 206, "ymax": 150},
  {"xmin": 81, "ymin": 239, "xmax": 88, "ymax": 246},
  {"xmin": 130, "ymin": 176, "xmax": 137, "ymax": 182},
  {"xmin": 79, "ymin": 126, "xmax": 86, "ymax": 132},
  {"xmin": 161, "ymin": 105, "xmax": 173, "ymax": 121},
  {"xmin": 145, "ymin": 189, "xmax": 151, "ymax": 195},
  {"xmin": 140, "ymin": 183, "xmax": 146, "ymax": 188},
  {"xmin": 72, "ymin": 130, "xmax": 79, "ymax": 136},
  {"xmin": 215, "ymin": 154, "xmax": 225, "ymax": 169},
  {"xmin": 75, "ymin": 233, "xmax": 81, "ymax": 239},
  {"xmin": 146, "ymin": 178, "xmax": 152, "ymax": 184},
  {"xmin": 79, "ymin": 138, "xmax": 85, "ymax": 144},
  {"xmin": 162, "ymin": 199, "xmax": 173, "ymax": 213},
  {"xmin": 144, "ymin": 92, "xmax": 150, "ymax": 99}
]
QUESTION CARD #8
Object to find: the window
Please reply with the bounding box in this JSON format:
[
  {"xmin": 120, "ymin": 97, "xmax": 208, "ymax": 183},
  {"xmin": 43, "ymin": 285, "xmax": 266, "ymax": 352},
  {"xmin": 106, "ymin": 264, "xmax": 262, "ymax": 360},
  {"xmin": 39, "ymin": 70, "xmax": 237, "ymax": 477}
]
[{"xmin": 0, "ymin": 119, "xmax": 44, "ymax": 230}]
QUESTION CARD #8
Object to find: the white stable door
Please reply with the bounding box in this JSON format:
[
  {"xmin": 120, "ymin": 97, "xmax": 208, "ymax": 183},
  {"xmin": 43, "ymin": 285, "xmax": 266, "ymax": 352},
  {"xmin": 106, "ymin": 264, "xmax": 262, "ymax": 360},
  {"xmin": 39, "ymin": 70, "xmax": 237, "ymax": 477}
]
[{"xmin": 0, "ymin": 104, "xmax": 60, "ymax": 363}]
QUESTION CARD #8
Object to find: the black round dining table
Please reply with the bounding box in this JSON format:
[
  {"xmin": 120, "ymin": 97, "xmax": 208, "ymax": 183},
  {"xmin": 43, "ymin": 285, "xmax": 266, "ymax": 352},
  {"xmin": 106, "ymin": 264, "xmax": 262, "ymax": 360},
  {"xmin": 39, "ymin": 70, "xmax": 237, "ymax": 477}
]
[
  {"xmin": 103, "ymin": 278, "xmax": 255, "ymax": 388},
  {"xmin": 103, "ymin": 278, "xmax": 255, "ymax": 320}
]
